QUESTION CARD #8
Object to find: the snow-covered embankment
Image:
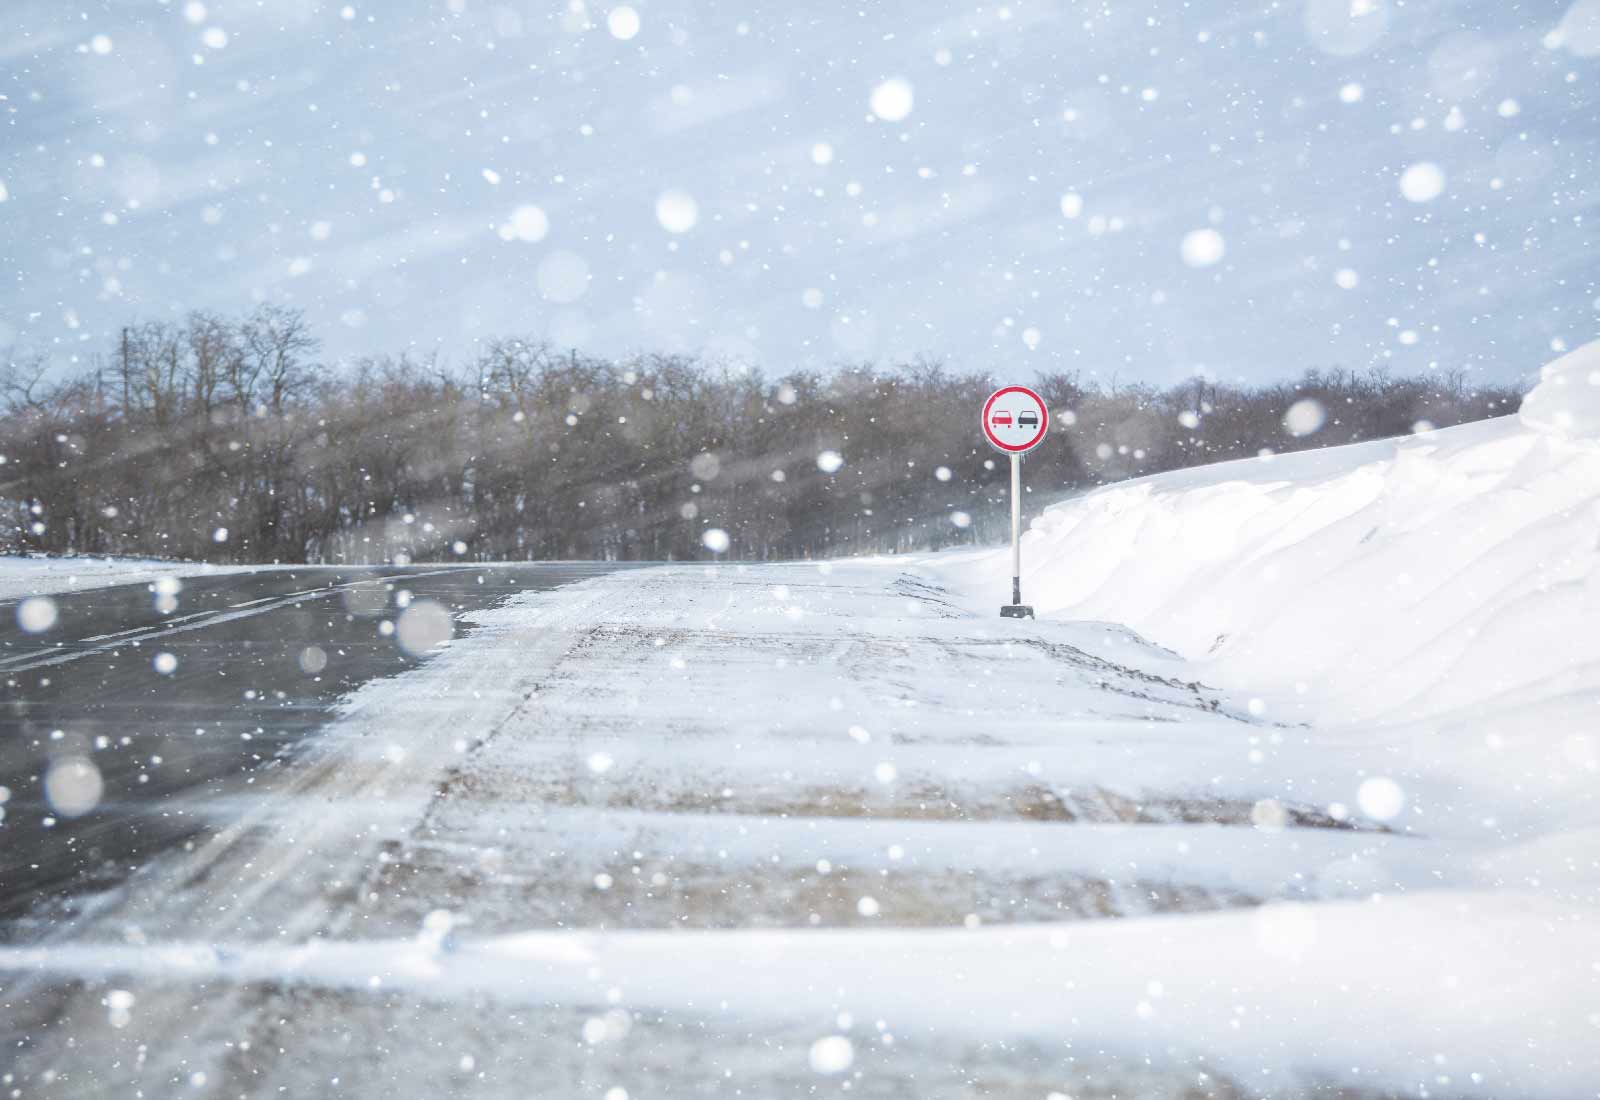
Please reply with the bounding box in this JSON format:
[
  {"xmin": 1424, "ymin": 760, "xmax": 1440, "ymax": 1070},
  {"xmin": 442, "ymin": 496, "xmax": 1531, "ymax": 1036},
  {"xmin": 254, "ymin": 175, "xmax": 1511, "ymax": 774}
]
[{"xmin": 952, "ymin": 342, "xmax": 1600, "ymax": 733}]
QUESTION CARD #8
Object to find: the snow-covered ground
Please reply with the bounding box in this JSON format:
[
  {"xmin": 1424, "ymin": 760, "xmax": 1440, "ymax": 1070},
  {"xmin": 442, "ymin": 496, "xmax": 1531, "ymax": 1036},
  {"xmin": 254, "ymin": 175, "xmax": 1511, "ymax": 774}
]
[
  {"xmin": 948, "ymin": 341, "xmax": 1600, "ymax": 728},
  {"xmin": 0, "ymin": 556, "xmax": 263, "ymax": 603},
  {"xmin": 4, "ymin": 350, "xmax": 1599, "ymax": 1097}
]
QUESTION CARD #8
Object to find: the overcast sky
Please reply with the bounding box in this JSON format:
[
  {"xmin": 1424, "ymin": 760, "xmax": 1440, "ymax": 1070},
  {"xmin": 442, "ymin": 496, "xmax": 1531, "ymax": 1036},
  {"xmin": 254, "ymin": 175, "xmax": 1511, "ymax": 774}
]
[{"xmin": 3, "ymin": 0, "xmax": 1597, "ymax": 386}]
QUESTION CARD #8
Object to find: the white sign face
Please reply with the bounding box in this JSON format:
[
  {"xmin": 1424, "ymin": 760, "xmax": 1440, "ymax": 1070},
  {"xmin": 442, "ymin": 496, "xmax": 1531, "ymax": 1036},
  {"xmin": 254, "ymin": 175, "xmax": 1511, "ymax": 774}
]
[{"xmin": 982, "ymin": 386, "xmax": 1049, "ymax": 453}]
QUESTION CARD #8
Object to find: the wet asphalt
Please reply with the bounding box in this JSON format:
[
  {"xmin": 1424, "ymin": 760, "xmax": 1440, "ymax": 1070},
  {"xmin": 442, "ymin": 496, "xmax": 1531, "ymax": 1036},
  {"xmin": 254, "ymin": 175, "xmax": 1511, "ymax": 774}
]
[{"xmin": 0, "ymin": 563, "xmax": 634, "ymax": 929}]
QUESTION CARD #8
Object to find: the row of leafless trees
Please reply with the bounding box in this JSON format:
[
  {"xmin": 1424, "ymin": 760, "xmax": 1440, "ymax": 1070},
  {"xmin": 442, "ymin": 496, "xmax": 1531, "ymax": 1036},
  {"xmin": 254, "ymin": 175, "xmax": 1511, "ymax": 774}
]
[{"xmin": 1, "ymin": 307, "xmax": 1524, "ymax": 563}]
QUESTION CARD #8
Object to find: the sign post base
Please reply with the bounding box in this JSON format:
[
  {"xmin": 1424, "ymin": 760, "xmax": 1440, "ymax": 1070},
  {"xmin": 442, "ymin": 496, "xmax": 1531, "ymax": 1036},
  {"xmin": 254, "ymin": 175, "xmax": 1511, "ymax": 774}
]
[{"xmin": 1000, "ymin": 572, "xmax": 1032, "ymax": 618}]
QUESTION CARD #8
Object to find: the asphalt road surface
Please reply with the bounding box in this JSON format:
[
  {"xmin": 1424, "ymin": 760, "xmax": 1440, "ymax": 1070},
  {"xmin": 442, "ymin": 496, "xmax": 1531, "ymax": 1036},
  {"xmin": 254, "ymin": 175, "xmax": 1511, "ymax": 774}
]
[{"xmin": 0, "ymin": 563, "xmax": 629, "ymax": 930}]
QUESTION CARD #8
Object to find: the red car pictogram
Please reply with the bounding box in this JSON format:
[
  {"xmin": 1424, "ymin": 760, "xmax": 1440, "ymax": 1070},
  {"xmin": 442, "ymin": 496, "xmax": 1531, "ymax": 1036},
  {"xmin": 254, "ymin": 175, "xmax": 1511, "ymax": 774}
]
[{"xmin": 991, "ymin": 411, "xmax": 1013, "ymax": 427}]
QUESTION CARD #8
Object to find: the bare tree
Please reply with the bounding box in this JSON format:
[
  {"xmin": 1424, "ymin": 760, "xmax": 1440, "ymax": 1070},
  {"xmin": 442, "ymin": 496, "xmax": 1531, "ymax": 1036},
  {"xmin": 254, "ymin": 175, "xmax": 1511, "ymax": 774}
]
[
  {"xmin": 0, "ymin": 311, "xmax": 1527, "ymax": 565},
  {"xmin": 236, "ymin": 305, "xmax": 319, "ymax": 414}
]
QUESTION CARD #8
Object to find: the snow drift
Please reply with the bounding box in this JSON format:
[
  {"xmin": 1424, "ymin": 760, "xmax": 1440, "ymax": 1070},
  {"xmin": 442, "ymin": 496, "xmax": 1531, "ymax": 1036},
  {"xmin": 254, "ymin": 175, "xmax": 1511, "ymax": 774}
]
[{"xmin": 955, "ymin": 341, "xmax": 1600, "ymax": 727}]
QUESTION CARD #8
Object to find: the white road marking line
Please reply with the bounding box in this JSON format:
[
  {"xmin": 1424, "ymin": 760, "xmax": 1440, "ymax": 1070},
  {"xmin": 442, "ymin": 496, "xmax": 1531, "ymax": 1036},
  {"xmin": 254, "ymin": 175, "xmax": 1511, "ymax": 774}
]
[{"xmin": 0, "ymin": 570, "xmax": 467, "ymax": 673}]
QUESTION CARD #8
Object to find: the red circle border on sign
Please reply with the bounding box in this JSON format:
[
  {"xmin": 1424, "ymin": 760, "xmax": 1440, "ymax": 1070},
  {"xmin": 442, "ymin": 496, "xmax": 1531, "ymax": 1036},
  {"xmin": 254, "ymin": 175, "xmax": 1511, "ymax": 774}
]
[{"xmin": 981, "ymin": 385, "xmax": 1049, "ymax": 453}]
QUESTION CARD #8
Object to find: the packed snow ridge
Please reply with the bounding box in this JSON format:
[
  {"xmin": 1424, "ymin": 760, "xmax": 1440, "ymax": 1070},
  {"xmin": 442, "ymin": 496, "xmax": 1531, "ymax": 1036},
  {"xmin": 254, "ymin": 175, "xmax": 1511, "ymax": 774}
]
[{"xmin": 1519, "ymin": 337, "xmax": 1600, "ymax": 439}]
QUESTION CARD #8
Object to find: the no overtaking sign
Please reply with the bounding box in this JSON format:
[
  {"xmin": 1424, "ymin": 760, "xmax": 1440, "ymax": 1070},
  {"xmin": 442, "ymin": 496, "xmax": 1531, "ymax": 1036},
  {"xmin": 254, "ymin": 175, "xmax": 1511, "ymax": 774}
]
[{"xmin": 982, "ymin": 385, "xmax": 1049, "ymax": 454}]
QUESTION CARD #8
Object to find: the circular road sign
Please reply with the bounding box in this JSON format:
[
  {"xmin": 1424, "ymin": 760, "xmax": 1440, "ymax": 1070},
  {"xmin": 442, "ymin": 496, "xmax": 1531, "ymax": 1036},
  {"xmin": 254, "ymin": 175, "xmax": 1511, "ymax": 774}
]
[{"xmin": 982, "ymin": 386, "xmax": 1049, "ymax": 454}]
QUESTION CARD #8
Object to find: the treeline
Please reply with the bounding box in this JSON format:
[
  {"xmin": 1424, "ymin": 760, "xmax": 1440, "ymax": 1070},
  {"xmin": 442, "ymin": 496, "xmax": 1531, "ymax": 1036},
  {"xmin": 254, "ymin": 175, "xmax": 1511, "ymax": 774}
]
[{"xmin": 1, "ymin": 307, "xmax": 1523, "ymax": 563}]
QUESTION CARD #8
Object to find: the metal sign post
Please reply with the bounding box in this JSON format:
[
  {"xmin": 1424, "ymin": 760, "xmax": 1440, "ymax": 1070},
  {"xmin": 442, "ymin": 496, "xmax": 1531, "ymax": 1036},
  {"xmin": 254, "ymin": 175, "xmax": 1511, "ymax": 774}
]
[
  {"xmin": 1010, "ymin": 451, "xmax": 1023, "ymax": 608},
  {"xmin": 981, "ymin": 385, "xmax": 1049, "ymax": 619}
]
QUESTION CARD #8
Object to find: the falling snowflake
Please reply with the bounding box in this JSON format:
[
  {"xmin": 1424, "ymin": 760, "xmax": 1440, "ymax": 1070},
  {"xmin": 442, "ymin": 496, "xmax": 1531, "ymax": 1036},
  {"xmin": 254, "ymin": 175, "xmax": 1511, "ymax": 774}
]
[
  {"xmin": 808, "ymin": 1035, "xmax": 854, "ymax": 1074},
  {"xmin": 1284, "ymin": 398, "xmax": 1327, "ymax": 436},
  {"xmin": 1180, "ymin": 228, "xmax": 1226, "ymax": 267},
  {"xmin": 606, "ymin": 5, "xmax": 640, "ymax": 39},
  {"xmin": 1399, "ymin": 162, "xmax": 1445, "ymax": 202},
  {"xmin": 655, "ymin": 189, "xmax": 699, "ymax": 233},
  {"xmin": 16, "ymin": 596, "xmax": 57, "ymax": 633},
  {"xmin": 869, "ymin": 78, "xmax": 914, "ymax": 121}
]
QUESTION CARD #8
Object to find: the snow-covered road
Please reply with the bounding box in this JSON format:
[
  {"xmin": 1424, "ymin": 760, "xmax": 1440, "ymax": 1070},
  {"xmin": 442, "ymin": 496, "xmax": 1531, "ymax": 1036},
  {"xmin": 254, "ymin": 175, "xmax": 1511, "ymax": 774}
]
[{"xmin": 5, "ymin": 556, "xmax": 1593, "ymax": 1097}]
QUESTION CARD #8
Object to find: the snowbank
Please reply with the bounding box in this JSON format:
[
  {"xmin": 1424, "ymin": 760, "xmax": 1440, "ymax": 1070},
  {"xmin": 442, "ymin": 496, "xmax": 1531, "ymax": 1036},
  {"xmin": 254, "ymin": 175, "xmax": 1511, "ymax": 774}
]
[
  {"xmin": 0, "ymin": 556, "xmax": 269, "ymax": 603},
  {"xmin": 947, "ymin": 343, "xmax": 1600, "ymax": 726},
  {"xmin": 1519, "ymin": 339, "xmax": 1600, "ymax": 439}
]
